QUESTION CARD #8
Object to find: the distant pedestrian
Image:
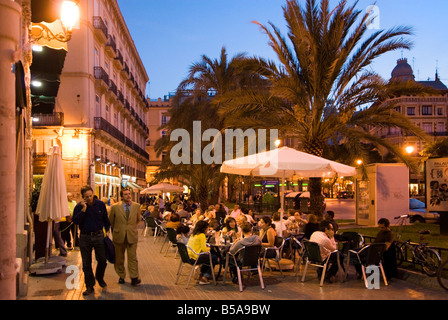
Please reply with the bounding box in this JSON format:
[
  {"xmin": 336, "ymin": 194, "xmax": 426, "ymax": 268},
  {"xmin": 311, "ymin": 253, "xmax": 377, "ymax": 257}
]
[{"xmin": 72, "ymin": 185, "xmax": 111, "ymax": 296}]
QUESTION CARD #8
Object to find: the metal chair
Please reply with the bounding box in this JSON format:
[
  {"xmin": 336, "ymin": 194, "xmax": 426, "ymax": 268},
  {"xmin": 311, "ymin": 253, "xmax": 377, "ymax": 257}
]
[
  {"xmin": 175, "ymin": 243, "xmax": 216, "ymax": 289},
  {"xmin": 300, "ymin": 240, "xmax": 338, "ymax": 286},
  {"xmin": 262, "ymin": 236, "xmax": 286, "ymax": 276},
  {"xmin": 347, "ymin": 242, "xmax": 388, "ymax": 288},
  {"xmin": 154, "ymin": 219, "xmax": 167, "ymax": 244},
  {"xmin": 337, "ymin": 231, "xmax": 364, "ymax": 255},
  {"xmin": 224, "ymin": 245, "xmax": 265, "ymax": 292},
  {"xmin": 142, "ymin": 216, "xmax": 156, "ymax": 237},
  {"xmin": 163, "ymin": 227, "xmax": 178, "ymax": 257}
]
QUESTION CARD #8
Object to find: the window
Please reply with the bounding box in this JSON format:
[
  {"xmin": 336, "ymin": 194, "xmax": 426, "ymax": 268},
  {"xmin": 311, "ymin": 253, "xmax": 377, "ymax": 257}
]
[
  {"xmin": 407, "ymin": 107, "xmax": 415, "ymax": 116},
  {"xmin": 438, "ymin": 123, "xmax": 445, "ymax": 135},
  {"xmin": 161, "ymin": 115, "xmax": 170, "ymax": 126},
  {"xmin": 421, "ymin": 123, "xmax": 433, "ymax": 134},
  {"xmin": 422, "ymin": 105, "xmax": 432, "ymax": 115},
  {"xmin": 94, "ymin": 48, "xmax": 99, "ymax": 67},
  {"xmin": 105, "ymin": 105, "xmax": 110, "ymax": 122},
  {"xmin": 95, "ymin": 95, "xmax": 101, "ymax": 116}
]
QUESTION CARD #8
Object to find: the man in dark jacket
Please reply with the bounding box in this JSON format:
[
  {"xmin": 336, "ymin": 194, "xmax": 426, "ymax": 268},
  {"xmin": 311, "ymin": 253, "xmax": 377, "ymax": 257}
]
[{"xmin": 72, "ymin": 185, "xmax": 111, "ymax": 296}]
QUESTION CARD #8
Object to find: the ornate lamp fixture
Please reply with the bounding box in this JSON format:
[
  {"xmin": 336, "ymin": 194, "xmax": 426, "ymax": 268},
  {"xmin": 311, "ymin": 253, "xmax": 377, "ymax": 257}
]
[{"xmin": 31, "ymin": 0, "xmax": 79, "ymax": 43}]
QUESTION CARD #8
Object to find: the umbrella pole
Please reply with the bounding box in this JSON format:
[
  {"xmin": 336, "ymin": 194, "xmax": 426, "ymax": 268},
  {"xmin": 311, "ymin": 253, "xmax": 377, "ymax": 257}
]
[
  {"xmin": 280, "ymin": 171, "xmax": 285, "ymax": 237},
  {"xmin": 45, "ymin": 222, "xmax": 52, "ymax": 264}
]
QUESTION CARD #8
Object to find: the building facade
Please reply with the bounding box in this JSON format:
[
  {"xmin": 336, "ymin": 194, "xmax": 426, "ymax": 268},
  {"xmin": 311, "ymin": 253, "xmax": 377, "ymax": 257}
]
[
  {"xmin": 146, "ymin": 94, "xmax": 173, "ymax": 183},
  {"xmin": 32, "ymin": 0, "xmax": 150, "ymax": 203},
  {"xmin": 373, "ymin": 58, "xmax": 448, "ymax": 195}
]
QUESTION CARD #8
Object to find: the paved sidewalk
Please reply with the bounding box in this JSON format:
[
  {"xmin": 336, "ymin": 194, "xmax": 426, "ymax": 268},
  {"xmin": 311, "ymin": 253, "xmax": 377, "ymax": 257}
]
[{"xmin": 21, "ymin": 224, "xmax": 448, "ymax": 301}]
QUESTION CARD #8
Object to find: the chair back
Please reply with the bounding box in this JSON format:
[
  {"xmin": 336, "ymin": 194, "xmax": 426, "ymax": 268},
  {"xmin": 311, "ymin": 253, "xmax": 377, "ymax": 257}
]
[
  {"xmin": 166, "ymin": 227, "xmax": 177, "ymax": 243},
  {"xmin": 365, "ymin": 243, "xmax": 386, "ymax": 266},
  {"xmin": 274, "ymin": 236, "xmax": 285, "ymax": 248},
  {"xmin": 176, "ymin": 243, "xmax": 194, "ymax": 264},
  {"xmin": 303, "ymin": 240, "xmax": 323, "ymax": 264},
  {"xmin": 145, "ymin": 216, "xmax": 156, "ymax": 228},
  {"xmin": 239, "ymin": 245, "xmax": 263, "ymax": 267},
  {"xmin": 340, "ymin": 232, "xmax": 364, "ymax": 252}
]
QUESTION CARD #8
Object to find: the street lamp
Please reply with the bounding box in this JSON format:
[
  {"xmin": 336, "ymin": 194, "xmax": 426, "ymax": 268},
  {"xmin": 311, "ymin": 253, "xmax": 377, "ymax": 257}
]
[
  {"xmin": 405, "ymin": 145, "xmax": 415, "ymax": 154},
  {"xmin": 31, "ymin": 0, "xmax": 79, "ymax": 43},
  {"xmin": 275, "ymin": 139, "xmax": 281, "ymax": 148}
]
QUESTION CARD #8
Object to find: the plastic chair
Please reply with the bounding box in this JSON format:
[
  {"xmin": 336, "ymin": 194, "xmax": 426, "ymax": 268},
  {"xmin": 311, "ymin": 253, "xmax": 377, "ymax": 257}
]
[
  {"xmin": 347, "ymin": 242, "xmax": 388, "ymax": 288},
  {"xmin": 175, "ymin": 243, "xmax": 216, "ymax": 289},
  {"xmin": 225, "ymin": 245, "xmax": 265, "ymax": 292},
  {"xmin": 300, "ymin": 240, "xmax": 338, "ymax": 286},
  {"xmin": 262, "ymin": 236, "xmax": 286, "ymax": 276},
  {"xmin": 163, "ymin": 227, "xmax": 178, "ymax": 257}
]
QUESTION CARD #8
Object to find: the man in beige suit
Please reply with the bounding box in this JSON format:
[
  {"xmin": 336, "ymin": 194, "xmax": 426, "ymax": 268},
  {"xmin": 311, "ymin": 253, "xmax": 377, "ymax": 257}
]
[{"xmin": 109, "ymin": 188, "xmax": 142, "ymax": 286}]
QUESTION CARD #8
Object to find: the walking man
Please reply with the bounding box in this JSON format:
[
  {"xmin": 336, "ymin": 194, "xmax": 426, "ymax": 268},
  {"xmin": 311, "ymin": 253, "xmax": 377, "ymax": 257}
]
[
  {"xmin": 72, "ymin": 185, "xmax": 111, "ymax": 296},
  {"xmin": 109, "ymin": 187, "xmax": 142, "ymax": 286}
]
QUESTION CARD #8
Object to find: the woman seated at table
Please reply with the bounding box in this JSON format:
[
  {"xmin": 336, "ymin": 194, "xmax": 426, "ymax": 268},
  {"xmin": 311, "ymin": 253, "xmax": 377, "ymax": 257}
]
[
  {"xmin": 272, "ymin": 211, "xmax": 288, "ymax": 237},
  {"xmin": 221, "ymin": 217, "xmax": 241, "ymax": 242},
  {"xmin": 189, "ymin": 208, "xmax": 204, "ymax": 226},
  {"xmin": 258, "ymin": 216, "xmax": 277, "ymax": 258},
  {"xmin": 303, "ymin": 214, "xmax": 319, "ymax": 240},
  {"xmin": 203, "ymin": 206, "xmax": 216, "ymax": 222},
  {"xmin": 186, "ymin": 220, "xmax": 218, "ymax": 285}
]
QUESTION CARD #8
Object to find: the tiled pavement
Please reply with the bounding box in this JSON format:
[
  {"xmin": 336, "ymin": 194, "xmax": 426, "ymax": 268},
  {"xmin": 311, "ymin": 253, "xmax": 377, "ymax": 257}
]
[{"xmin": 22, "ymin": 223, "xmax": 448, "ymax": 301}]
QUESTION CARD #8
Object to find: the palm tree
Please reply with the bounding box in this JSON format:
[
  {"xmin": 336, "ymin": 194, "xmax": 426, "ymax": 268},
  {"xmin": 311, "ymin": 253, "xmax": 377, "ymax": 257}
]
[
  {"xmin": 154, "ymin": 47, "xmax": 262, "ymax": 209},
  {"xmin": 217, "ymin": 0, "xmax": 434, "ymax": 216}
]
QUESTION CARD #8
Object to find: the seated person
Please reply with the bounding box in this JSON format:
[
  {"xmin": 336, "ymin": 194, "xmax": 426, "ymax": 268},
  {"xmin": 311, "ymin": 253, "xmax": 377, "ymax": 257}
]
[
  {"xmin": 221, "ymin": 217, "xmax": 241, "ymax": 242},
  {"xmin": 258, "ymin": 216, "xmax": 277, "ymax": 259},
  {"xmin": 309, "ymin": 220, "xmax": 343, "ymax": 283},
  {"xmin": 228, "ymin": 222, "xmax": 262, "ymax": 283},
  {"xmin": 352, "ymin": 218, "xmax": 397, "ymax": 280},
  {"xmin": 166, "ymin": 212, "xmax": 181, "ymax": 230},
  {"xmin": 189, "ymin": 208, "xmax": 204, "ymax": 226},
  {"xmin": 272, "ymin": 211, "xmax": 288, "ymax": 237},
  {"xmin": 303, "ymin": 214, "xmax": 319, "ymax": 240},
  {"xmin": 175, "ymin": 224, "xmax": 191, "ymax": 244},
  {"xmin": 187, "ymin": 220, "xmax": 218, "ymax": 285}
]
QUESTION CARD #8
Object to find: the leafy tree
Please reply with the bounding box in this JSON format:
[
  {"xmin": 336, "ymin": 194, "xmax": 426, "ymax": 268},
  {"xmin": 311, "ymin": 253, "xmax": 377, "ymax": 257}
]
[{"xmin": 217, "ymin": 0, "xmax": 433, "ymax": 216}]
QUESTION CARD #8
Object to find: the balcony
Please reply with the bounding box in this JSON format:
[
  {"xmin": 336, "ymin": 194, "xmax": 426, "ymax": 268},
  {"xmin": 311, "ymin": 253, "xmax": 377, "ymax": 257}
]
[
  {"xmin": 121, "ymin": 62, "xmax": 130, "ymax": 77},
  {"xmin": 94, "ymin": 117, "xmax": 125, "ymax": 144},
  {"xmin": 114, "ymin": 49, "xmax": 124, "ymax": 69},
  {"xmin": 94, "ymin": 66, "xmax": 109, "ymax": 94},
  {"xmin": 117, "ymin": 90, "xmax": 125, "ymax": 106},
  {"xmin": 108, "ymin": 79, "xmax": 118, "ymax": 97},
  {"xmin": 105, "ymin": 34, "xmax": 117, "ymax": 57},
  {"xmin": 32, "ymin": 112, "xmax": 64, "ymax": 126},
  {"xmin": 93, "ymin": 16, "xmax": 108, "ymax": 43}
]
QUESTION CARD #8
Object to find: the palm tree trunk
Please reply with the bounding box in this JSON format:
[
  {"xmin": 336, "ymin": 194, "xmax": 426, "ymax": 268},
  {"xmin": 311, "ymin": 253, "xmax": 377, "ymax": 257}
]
[
  {"xmin": 309, "ymin": 177, "xmax": 325, "ymax": 219},
  {"xmin": 198, "ymin": 184, "xmax": 209, "ymax": 211},
  {"xmin": 304, "ymin": 141, "xmax": 326, "ymax": 219}
]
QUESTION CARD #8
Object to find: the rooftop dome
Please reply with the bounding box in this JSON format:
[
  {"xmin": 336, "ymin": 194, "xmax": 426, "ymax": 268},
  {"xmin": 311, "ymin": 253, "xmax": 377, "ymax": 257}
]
[{"xmin": 391, "ymin": 58, "xmax": 415, "ymax": 81}]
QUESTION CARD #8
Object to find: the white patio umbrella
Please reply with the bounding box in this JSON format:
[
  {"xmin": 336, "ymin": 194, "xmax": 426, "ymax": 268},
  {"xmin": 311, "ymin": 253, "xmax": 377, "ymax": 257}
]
[
  {"xmin": 35, "ymin": 145, "xmax": 69, "ymax": 264},
  {"xmin": 221, "ymin": 147, "xmax": 356, "ymax": 235},
  {"xmin": 140, "ymin": 182, "xmax": 184, "ymax": 194}
]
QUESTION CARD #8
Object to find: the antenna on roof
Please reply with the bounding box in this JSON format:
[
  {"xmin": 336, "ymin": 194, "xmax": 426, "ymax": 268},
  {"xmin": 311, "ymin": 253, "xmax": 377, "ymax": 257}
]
[{"xmin": 435, "ymin": 59, "xmax": 439, "ymax": 81}]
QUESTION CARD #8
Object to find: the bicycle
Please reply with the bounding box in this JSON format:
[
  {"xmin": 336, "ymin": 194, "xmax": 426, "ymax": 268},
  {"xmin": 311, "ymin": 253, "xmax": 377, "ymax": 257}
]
[
  {"xmin": 437, "ymin": 258, "xmax": 448, "ymax": 291},
  {"xmin": 393, "ymin": 214, "xmax": 441, "ymax": 277}
]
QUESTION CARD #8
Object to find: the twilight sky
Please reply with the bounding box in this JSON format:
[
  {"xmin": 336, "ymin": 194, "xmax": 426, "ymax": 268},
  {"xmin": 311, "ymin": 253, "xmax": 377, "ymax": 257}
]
[{"xmin": 116, "ymin": 0, "xmax": 448, "ymax": 100}]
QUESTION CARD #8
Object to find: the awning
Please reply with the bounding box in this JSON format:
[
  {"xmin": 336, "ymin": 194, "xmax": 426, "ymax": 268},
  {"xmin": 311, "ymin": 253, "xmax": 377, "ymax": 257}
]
[{"xmin": 127, "ymin": 182, "xmax": 143, "ymax": 190}]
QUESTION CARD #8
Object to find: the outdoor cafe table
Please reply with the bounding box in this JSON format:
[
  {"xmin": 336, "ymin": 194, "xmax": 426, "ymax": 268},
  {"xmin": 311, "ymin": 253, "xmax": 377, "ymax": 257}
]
[{"xmin": 207, "ymin": 236, "xmax": 232, "ymax": 280}]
